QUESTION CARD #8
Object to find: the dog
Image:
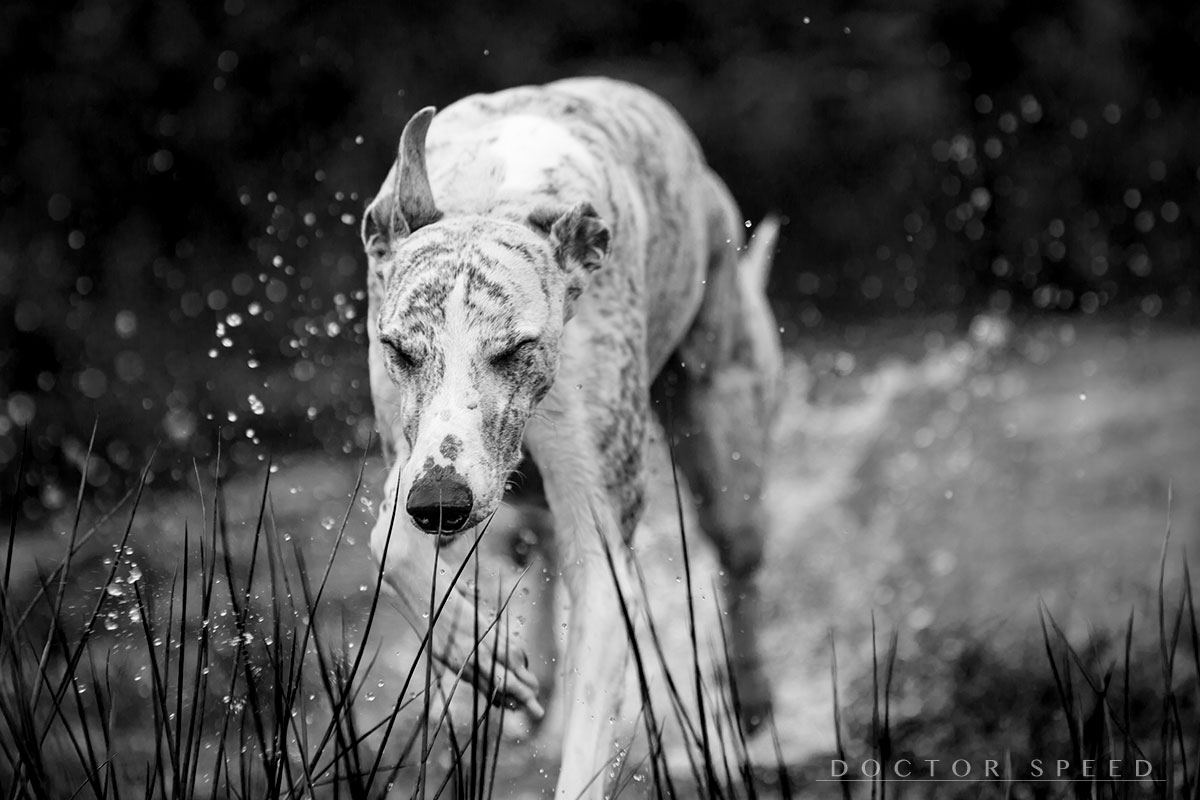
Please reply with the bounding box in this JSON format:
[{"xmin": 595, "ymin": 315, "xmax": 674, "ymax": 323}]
[{"xmin": 360, "ymin": 77, "xmax": 782, "ymax": 798}]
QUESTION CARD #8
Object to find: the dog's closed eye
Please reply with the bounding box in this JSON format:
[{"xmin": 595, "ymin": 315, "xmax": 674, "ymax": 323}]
[
  {"xmin": 380, "ymin": 334, "xmax": 421, "ymax": 371},
  {"xmin": 490, "ymin": 338, "xmax": 537, "ymax": 369}
]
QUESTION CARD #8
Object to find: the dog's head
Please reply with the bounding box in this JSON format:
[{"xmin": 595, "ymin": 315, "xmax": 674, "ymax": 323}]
[{"xmin": 362, "ymin": 107, "xmax": 609, "ymax": 537}]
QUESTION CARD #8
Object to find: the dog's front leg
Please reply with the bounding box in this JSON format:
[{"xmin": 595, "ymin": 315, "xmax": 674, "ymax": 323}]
[
  {"xmin": 527, "ymin": 426, "xmax": 637, "ymax": 800},
  {"xmin": 370, "ymin": 459, "xmax": 543, "ymax": 716},
  {"xmin": 558, "ymin": 539, "xmax": 636, "ymax": 799}
]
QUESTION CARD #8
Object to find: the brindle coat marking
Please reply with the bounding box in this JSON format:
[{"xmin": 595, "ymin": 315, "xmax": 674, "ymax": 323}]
[{"xmin": 362, "ymin": 78, "xmax": 782, "ymax": 799}]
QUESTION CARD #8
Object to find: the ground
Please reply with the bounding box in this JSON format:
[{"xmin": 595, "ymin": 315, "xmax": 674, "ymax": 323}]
[{"xmin": 6, "ymin": 315, "xmax": 1198, "ymax": 797}]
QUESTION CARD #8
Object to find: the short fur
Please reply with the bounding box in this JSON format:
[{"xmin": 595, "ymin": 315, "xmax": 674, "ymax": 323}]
[{"xmin": 361, "ymin": 77, "xmax": 782, "ymax": 799}]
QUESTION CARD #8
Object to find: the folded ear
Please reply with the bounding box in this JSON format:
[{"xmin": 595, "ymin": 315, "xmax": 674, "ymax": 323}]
[
  {"xmin": 546, "ymin": 201, "xmax": 610, "ymax": 274},
  {"xmin": 530, "ymin": 202, "xmax": 609, "ymax": 319},
  {"xmin": 361, "ymin": 201, "xmax": 391, "ymax": 261},
  {"xmin": 361, "ymin": 107, "xmax": 442, "ymax": 260}
]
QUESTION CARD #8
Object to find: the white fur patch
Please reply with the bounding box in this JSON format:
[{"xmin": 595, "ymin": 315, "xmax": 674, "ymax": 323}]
[
  {"xmin": 490, "ymin": 116, "xmax": 596, "ymax": 193},
  {"xmin": 429, "ymin": 114, "xmax": 596, "ymax": 202}
]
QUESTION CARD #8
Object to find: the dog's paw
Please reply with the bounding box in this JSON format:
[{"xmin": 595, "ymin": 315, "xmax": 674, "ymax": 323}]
[
  {"xmin": 477, "ymin": 642, "xmax": 544, "ymax": 724},
  {"xmin": 432, "ymin": 607, "xmax": 545, "ymax": 719},
  {"xmin": 472, "ymin": 635, "xmax": 545, "ymax": 719}
]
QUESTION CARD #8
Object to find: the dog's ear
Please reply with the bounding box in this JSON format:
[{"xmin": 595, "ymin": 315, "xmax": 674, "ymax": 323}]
[
  {"xmin": 361, "ymin": 202, "xmax": 391, "ymax": 261},
  {"xmin": 530, "ymin": 202, "xmax": 610, "ymax": 317},
  {"xmin": 361, "ymin": 107, "xmax": 442, "ymax": 259},
  {"xmin": 543, "ymin": 202, "xmax": 610, "ymax": 273}
]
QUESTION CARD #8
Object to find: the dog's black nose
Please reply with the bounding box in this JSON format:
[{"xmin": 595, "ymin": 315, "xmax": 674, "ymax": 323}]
[{"xmin": 406, "ymin": 473, "xmax": 474, "ymax": 534}]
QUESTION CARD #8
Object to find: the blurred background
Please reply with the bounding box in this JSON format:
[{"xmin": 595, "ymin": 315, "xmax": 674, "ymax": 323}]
[
  {"xmin": 3, "ymin": 1, "xmax": 1200, "ymax": 793},
  {"xmin": 2, "ymin": 0, "xmax": 1198, "ymax": 506}
]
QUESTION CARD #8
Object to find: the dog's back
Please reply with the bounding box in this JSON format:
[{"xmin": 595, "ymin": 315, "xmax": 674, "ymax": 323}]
[{"xmin": 420, "ymin": 77, "xmax": 726, "ymax": 371}]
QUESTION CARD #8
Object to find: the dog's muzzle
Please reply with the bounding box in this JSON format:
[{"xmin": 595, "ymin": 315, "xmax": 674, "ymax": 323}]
[{"xmin": 406, "ymin": 470, "xmax": 474, "ymax": 534}]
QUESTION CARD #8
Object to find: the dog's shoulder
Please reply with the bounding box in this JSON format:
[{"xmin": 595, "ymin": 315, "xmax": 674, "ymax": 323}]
[
  {"xmin": 423, "ymin": 79, "xmax": 704, "ymax": 219},
  {"xmin": 436, "ymin": 76, "xmax": 682, "ymax": 137}
]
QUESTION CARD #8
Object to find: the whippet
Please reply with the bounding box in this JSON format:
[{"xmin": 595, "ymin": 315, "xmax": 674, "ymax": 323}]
[{"xmin": 361, "ymin": 77, "xmax": 782, "ymax": 798}]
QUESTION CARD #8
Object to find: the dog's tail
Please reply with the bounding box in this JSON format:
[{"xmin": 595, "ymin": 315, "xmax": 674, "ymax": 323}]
[{"xmin": 740, "ymin": 214, "xmax": 782, "ymax": 295}]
